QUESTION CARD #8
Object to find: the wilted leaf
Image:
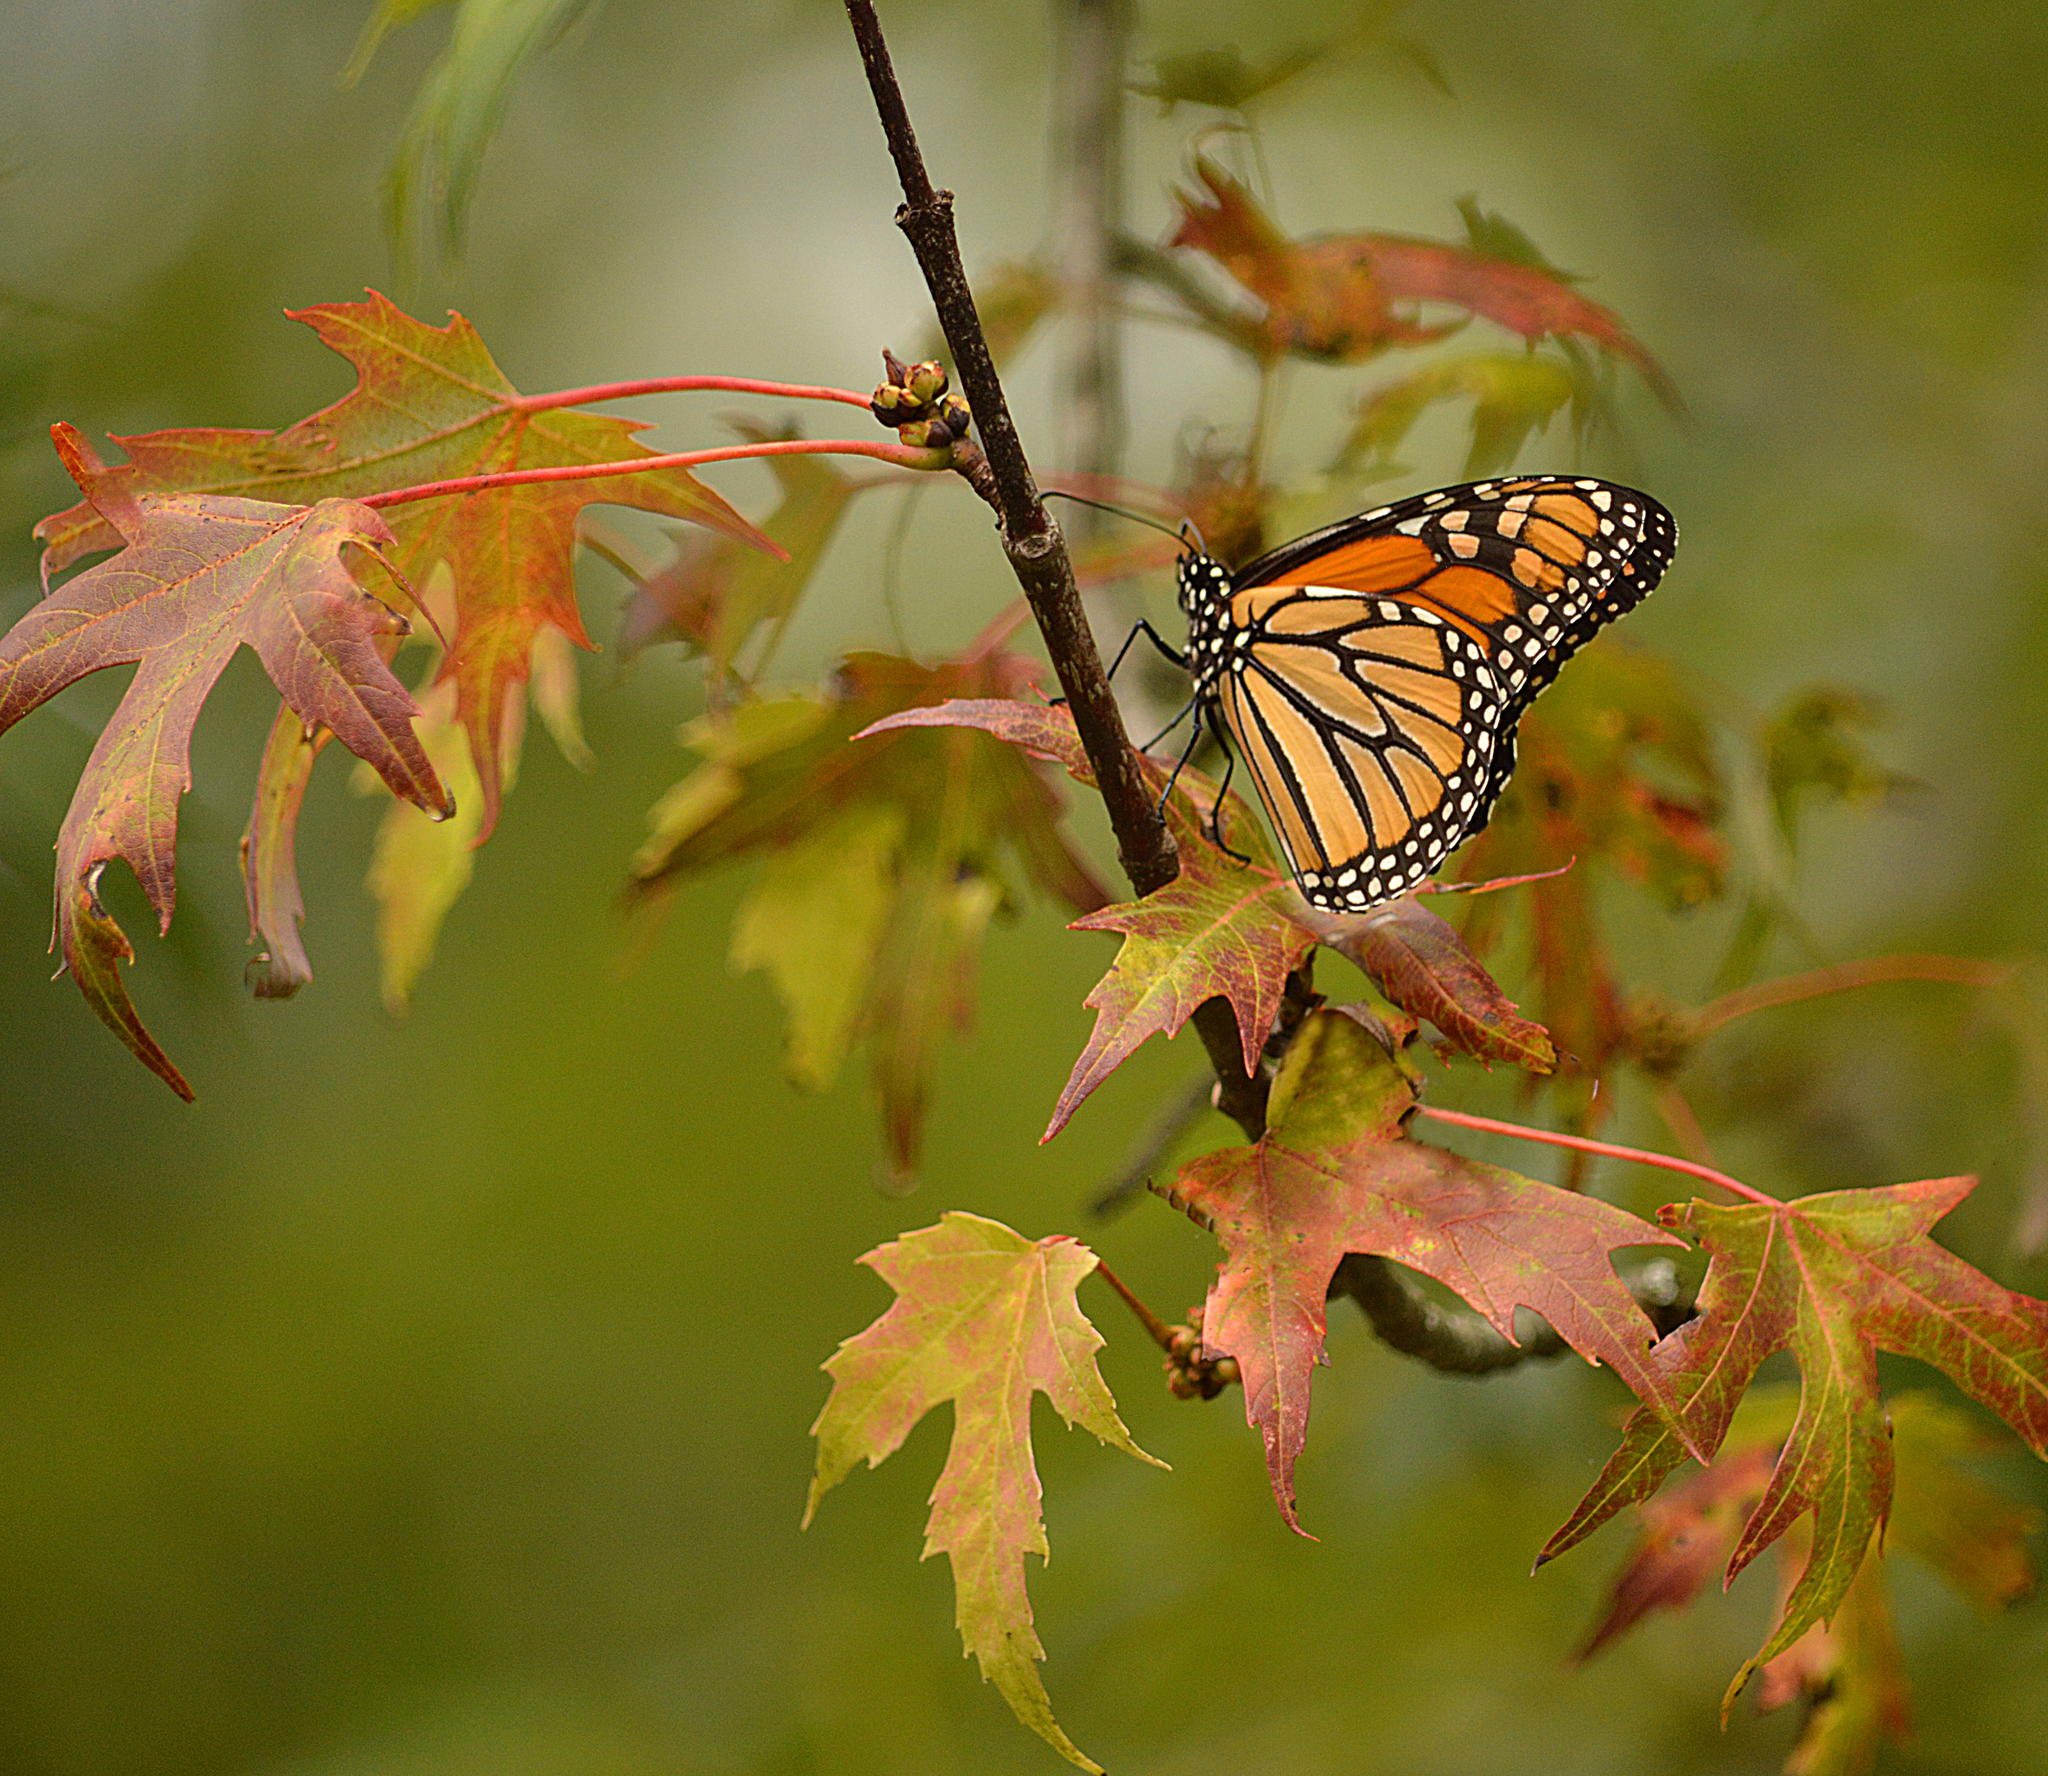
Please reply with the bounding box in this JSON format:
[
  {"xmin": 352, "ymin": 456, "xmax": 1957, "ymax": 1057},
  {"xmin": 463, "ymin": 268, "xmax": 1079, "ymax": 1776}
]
[
  {"xmin": 1541, "ymin": 1177, "xmax": 2048, "ymax": 1712},
  {"xmin": 241, "ymin": 706, "xmax": 332, "ymax": 1001},
  {"xmin": 806, "ymin": 1212, "xmax": 1163, "ymax": 1774},
  {"xmin": 0, "ymin": 425, "xmax": 449, "ymax": 1094},
  {"xmin": 36, "ymin": 292, "xmax": 770, "ymax": 834},
  {"xmin": 634, "ymin": 651, "xmax": 1108, "ymax": 1183},
  {"xmin": 1161, "ymin": 1009, "xmax": 1687, "ymax": 1530}
]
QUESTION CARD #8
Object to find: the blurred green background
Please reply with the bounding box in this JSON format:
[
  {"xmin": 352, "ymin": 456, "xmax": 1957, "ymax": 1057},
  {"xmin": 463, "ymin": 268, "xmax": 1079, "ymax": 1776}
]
[{"xmin": 3, "ymin": 1, "xmax": 2047, "ymax": 1771}]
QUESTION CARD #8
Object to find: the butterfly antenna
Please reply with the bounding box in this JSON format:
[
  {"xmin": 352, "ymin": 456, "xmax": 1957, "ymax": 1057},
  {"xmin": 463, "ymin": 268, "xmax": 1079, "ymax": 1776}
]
[{"xmin": 1045, "ymin": 490, "xmax": 1195, "ymax": 553}]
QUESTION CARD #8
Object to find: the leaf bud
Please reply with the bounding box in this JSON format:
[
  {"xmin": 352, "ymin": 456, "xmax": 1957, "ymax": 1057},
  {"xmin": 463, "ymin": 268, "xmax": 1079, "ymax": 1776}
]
[
  {"xmin": 938, "ymin": 392, "xmax": 973, "ymax": 438},
  {"xmin": 905, "ymin": 359, "xmax": 950, "ymax": 404}
]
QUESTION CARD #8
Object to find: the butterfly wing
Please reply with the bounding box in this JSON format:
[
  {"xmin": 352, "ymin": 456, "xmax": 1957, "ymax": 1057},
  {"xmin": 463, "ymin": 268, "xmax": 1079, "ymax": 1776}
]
[
  {"xmin": 1205, "ymin": 477, "xmax": 1675, "ymax": 913},
  {"xmin": 1210, "ymin": 595, "xmax": 1509, "ymax": 911},
  {"xmin": 1232, "ymin": 476, "xmax": 1675, "ymax": 709}
]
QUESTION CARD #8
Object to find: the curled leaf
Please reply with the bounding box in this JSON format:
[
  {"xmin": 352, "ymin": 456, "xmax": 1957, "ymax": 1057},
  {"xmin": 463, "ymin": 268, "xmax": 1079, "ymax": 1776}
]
[{"xmin": 0, "ymin": 425, "xmax": 449, "ymax": 1094}]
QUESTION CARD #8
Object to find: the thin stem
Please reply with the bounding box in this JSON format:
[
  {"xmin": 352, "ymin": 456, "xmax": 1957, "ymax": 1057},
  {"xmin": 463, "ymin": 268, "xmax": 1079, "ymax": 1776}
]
[
  {"xmin": 360, "ymin": 437, "xmax": 947, "ymax": 511},
  {"xmin": 507, "ymin": 375, "xmax": 873, "ymax": 414},
  {"xmin": 1413, "ymin": 1103, "xmax": 1781, "ymax": 1207},
  {"xmin": 1694, "ymin": 952, "xmax": 2008, "ymax": 1037},
  {"xmin": 1652, "ymin": 1079, "xmax": 1720, "ymax": 1168},
  {"xmin": 1089, "ymin": 1259, "xmax": 1178, "ymax": 1353}
]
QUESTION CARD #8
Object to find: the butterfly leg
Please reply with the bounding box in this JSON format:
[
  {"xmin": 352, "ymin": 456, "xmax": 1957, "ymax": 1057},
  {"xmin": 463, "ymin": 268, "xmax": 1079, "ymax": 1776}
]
[
  {"xmin": 1138, "ymin": 694, "xmax": 1199, "ymax": 755},
  {"xmin": 1152, "ymin": 710, "xmax": 1206, "ymax": 820},
  {"xmin": 1105, "ymin": 619, "xmax": 1188, "ymax": 683},
  {"xmin": 1201, "ymin": 734, "xmax": 1252, "ymax": 864}
]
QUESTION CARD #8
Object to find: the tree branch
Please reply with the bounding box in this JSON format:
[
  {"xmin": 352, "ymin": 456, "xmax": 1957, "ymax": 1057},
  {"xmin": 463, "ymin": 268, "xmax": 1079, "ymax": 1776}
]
[
  {"xmin": 1332, "ymin": 1254, "xmax": 1693, "ymax": 1376},
  {"xmin": 842, "ymin": 0, "xmax": 1179, "ymax": 903}
]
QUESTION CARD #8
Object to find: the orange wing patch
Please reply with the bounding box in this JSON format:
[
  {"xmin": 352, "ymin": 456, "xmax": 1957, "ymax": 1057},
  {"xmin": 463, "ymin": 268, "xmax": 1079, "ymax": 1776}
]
[
  {"xmin": 1256, "ymin": 533, "xmax": 1436, "ymax": 595},
  {"xmin": 1405, "ymin": 564, "xmax": 1518, "ymax": 633}
]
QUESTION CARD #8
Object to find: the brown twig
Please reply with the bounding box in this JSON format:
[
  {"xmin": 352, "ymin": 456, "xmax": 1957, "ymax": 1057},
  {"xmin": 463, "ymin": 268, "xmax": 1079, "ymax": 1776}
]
[{"xmin": 843, "ymin": 0, "xmax": 1271, "ymax": 1137}]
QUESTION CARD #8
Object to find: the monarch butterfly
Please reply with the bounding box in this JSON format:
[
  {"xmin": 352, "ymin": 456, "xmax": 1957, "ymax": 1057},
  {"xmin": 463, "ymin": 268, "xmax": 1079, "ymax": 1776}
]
[{"xmin": 1144, "ymin": 476, "xmax": 1676, "ymax": 914}]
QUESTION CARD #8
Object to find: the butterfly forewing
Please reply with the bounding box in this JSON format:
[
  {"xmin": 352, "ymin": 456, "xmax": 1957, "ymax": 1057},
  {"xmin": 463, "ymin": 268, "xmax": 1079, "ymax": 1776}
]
[{"xmin": 1187, "ymin": 476, "xmax": 1675, "ymax": 914}]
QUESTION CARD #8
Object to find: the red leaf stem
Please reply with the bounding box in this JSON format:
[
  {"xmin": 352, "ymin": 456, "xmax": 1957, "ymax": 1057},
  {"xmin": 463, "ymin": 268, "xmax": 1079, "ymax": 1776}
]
[
  {"xmin": 1413, "ymin": 1104, "xmax": 1781, "ymax": 1207},
  {"xmin": 506, "ymin": 375, "xmax": 874, "ymax": 414},
  {"xmin": 360, "ymin": 438, "xmax": 951, "ymax": 512}
]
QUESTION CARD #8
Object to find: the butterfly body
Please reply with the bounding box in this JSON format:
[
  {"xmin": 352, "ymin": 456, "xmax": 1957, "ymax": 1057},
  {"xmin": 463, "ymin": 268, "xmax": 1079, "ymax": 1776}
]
[{"xmin": 1175, "ymin": 476, "xmax": 1676, "ymax": 914}]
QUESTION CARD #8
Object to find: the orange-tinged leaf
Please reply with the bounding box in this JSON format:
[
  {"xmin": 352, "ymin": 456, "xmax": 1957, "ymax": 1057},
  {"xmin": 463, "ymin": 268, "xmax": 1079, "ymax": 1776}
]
[
  {"xmin": 1160, "ymin": 1009, "xmax": 1687, "ymax": 1531},
  {"xmin": 0, "ymin": 425, "xmax": 450, "ymax": 1095},
  {"xmin": 1541, "ymin": 1177, "xmax": 2048, "ymax": 1714},
  {"xmin": 1168, "ymin": 158, "xmax": 1459, "ymax": 362},
  {"xmin": 807, "ymin": 1212, "xmax": 1164, "ymax": 1774},
  {"xmin": 35, "ymin": 292, "xmax": 770, "ymax": 832},
  {"xmin": 1309, "ymin": 895, "xmax": 1556, "ymax": 1071},
  {"xmin": 1050, "ymin": 827, "xmax": 1308, "ymax": 1142}
]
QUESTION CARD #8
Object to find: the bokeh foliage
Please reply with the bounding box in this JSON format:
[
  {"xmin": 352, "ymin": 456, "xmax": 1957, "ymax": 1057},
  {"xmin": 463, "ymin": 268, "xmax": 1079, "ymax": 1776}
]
[{"xmin": 3, "ymin": 2, "xmax": 2048, "ymax": 1773}]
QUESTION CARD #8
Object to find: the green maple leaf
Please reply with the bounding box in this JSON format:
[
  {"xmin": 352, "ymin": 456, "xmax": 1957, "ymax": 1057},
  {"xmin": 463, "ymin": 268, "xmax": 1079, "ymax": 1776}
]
[
  {"xmin": 806, "ymin": 1212, "xmax": 1164, "ymax": 1775},
  {"xmin": 1161, "ymin": 1009, "xmax": 1690, "ymax": 1531},
  {"xmin": 633, "ymin": 652, "xmax": 1107, "ymax": 1184},
  {"xmin": 0, "ymin": 426, "xmax": 450, "ymax": 1094},
  {"xmin": 1540, "ymin": 1177, "xmax": 2048, "ymax": 1711}
]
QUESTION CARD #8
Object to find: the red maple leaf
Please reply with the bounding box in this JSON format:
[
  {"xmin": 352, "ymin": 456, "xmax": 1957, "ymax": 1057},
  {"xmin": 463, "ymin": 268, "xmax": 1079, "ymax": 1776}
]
[
  {"xmin": 0, "ymin": 426, "xmax": 449, "ymax": 1094},
  {"xmin": 1160, "ymin": 1008, "xmax": 1689, "ymax": 1531},
  {"xmin": 1540, "ymin": 1177, "xmax": 2048, "ymax": 1711},
  {"xmin": 806, "ymin": 1211, "xmax": 1162, "ymax": 1773},
  {"xmin": 34, "ymin": 292, "xmax": 771, "ymax": 831}
]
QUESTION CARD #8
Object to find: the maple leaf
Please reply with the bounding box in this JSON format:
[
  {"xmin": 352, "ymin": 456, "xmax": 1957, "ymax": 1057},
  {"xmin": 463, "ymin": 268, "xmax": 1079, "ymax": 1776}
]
[
  {"xmin": 872, "ymin": 698, "xmax": 1561, "ymax": 1129},
  {"xmin": 1165, "ymin": 159, "xmax": 1678, "ymax": 405},
  {"xmin": 1159, "ymin": 1008, "xmax": 1688, "ymax": 1530},
  {"xmin": 1168, "ymin": 157, "xmax": 1459, "ymax": 361},
  {"xmin": 35, "ymin": 292, "xmax": 770, "ymax": 832},
  {"xmin": 632, "ymin": 651, "xmax": 1107, "ymax": 1184},
  {"xmin": 0, "ymin": 425, "xmax": 449, "ymax": 1095},
  {"xmin": 1540, "ymin": 1177, "xmax": 2048, "ymax": 1711},
  {"xmin": 806, "ymin": 1211, "xmax": 1164, "ymax": 1774},
  {"xmin": 1576, "ymin": 1387, "xmax": 2035, "ymax": 1774}
]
